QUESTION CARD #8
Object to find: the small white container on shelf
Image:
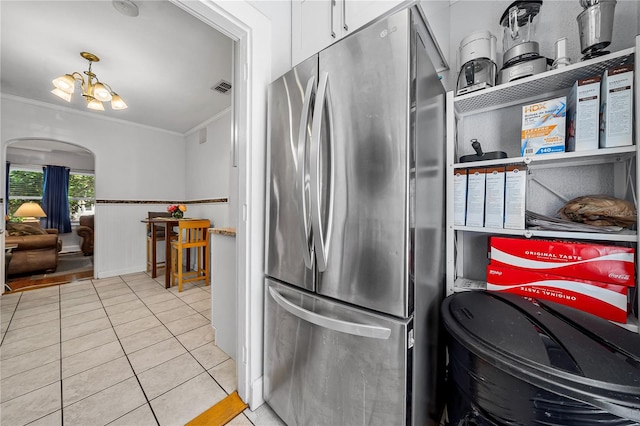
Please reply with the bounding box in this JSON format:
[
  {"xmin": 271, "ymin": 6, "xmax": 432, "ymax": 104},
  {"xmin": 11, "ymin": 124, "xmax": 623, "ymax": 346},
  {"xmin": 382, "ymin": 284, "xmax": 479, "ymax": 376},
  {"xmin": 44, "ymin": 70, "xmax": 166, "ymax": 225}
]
[
  {"xmin": 600, "ymin": 64, "xmax": 634, "ymax": 148},
  {"xmin": 484, "ymin": 166, "xmax": 505, "ymax": 229},
  {"xmin": 465, "ymin": 168, "xmax": 486, "ymax": 227},
  {"xmin": 453, "ymin": 170, "xmax": 468, "ymax": 226},
  {"xmin": 503, "ymin": 165, "xmax": 526, "ymax": 230}
]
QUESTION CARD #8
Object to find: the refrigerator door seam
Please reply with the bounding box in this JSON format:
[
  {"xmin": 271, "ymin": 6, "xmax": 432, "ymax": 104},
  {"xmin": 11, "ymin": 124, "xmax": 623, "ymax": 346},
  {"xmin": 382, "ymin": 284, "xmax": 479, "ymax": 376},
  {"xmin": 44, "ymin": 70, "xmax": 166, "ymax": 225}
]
[{"xmin": 268, "ymin": 286, "xmax": 391, "ymax": 339}]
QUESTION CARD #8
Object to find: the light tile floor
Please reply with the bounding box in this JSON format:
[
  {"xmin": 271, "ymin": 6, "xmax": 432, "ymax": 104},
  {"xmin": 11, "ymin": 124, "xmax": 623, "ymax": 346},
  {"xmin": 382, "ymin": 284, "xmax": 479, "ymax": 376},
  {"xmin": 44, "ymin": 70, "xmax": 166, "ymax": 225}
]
[{"xmin": 0, "ymin": 272, "xmax": 285, "ymax": 426}]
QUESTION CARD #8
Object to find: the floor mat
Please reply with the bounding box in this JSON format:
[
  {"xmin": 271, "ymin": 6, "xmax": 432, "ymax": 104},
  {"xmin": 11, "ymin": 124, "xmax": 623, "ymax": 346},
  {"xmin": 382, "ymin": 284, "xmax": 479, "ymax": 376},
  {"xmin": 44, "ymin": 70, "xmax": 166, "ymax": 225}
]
[
  {"xmin": 186, "ymin": 391, "xmax": 248, "ymax": 426},
  {"xmin": 33, "ymin": 252, "xmax": 93, "ymax": 278}
]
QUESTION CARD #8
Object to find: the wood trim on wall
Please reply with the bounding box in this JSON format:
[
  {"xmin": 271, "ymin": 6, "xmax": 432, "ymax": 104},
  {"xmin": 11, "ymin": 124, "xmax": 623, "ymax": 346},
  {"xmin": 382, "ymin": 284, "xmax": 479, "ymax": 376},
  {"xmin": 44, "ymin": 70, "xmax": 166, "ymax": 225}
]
[{"xmin": 95, "ymin": 198, "xmax": 228, "ymax": 204}]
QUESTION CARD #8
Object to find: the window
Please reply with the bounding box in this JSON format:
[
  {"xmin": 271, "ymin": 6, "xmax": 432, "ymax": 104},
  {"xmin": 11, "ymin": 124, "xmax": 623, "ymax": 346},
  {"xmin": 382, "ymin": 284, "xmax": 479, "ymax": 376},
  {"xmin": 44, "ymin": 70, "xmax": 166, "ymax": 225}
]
[
  {"xmin": 8, "ymin": 166, "xmax": 95, "ymax": 222},
  {"xmin": 68, "ymin": 172, "xmax": 96, "ymax": 221}
]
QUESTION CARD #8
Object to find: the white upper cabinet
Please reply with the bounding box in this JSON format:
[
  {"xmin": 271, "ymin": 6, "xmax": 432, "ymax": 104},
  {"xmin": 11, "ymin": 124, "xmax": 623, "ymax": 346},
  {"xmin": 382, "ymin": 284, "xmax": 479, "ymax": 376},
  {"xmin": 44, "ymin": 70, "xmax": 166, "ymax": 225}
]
[
  {"xmin": 292, "ymin": 0, "xmax": 406, "ymax": 66},
  {"xmin": 342, "ymin": 0, "xmax": 404, "ymax": 37},
  {"xmin": 292, "ymin": 0, "xmax": 336, "ymax": 66}
]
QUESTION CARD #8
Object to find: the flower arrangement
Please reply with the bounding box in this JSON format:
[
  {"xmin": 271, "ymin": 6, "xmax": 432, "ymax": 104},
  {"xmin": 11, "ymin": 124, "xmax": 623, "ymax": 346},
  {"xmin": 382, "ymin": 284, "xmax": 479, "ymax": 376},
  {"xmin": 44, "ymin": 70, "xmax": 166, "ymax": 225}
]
[{"xmin": 167, "ymin": 204, "xmax": 187, "ymax": 219}]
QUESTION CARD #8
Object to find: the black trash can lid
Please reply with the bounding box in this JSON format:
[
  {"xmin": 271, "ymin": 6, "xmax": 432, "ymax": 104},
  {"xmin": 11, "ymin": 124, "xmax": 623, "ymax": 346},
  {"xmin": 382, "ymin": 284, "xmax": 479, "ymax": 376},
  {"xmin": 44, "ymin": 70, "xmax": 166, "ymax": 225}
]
[{"xmin": 442, "ymin": 292, "xmax": 640, "ymax": 422}]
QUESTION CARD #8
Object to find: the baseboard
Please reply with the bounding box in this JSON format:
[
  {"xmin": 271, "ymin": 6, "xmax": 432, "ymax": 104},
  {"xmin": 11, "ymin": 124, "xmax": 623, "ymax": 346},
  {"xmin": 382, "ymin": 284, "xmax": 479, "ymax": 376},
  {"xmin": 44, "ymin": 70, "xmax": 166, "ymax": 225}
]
[
  {"xmin": 249, "ymin": 376, "xmax": 264, "ymax": 411},
  {"xmin": 96, "ymin": 266, "xmax": 142, "ymax": 279}
]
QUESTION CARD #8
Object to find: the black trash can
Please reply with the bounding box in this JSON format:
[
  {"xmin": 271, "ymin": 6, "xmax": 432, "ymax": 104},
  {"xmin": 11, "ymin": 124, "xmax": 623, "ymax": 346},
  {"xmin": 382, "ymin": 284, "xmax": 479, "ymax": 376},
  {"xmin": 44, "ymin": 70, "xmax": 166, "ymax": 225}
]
[{"xmin": 442, "ymin": 291, "xmax": 640, "ymax": 425}]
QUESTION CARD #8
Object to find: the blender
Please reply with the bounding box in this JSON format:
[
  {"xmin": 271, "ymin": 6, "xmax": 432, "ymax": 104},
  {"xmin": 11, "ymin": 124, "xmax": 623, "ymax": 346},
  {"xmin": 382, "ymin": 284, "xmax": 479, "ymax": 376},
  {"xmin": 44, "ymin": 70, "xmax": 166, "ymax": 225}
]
[
  {"xmin": 577, "ymin": 0, "xmax": 617, "ymax": 60},
  {"xmin": 456, "ymin": 30, "xmax": 497, "ymax": 96},
  {"xmin": 497, "ymin": 0, "xmax": 548, "ymax": 84}
]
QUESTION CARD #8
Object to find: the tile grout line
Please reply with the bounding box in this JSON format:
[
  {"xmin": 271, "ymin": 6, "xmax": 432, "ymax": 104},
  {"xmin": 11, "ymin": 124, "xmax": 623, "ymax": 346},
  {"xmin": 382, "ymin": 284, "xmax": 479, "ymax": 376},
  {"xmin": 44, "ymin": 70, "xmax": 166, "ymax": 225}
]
[
  {"xmin": 1, "ymin": 290, "xmax": 59, "ymax": 424},
  {"xmin": 58, "ymin": 284, "xmax": 64, "ymax": 425},
  {"xmin": 44, "ymin": 278, "xmax": 148, "ymax": 425},
  {"xmin": 123, "ymin": 275, "xmax": 235, "ymax": 411},
  {"xmin": 126, "ymin": 275, "xmax": 231, "ymax": 396},
  {"xmin": 69, "ymin": 277, "xmax": 151, "ymax": 425},
  {"xmin": 14, "ymin": 284, "xmax": 66, "ymax": 425},
  {"xmin": 1, "ymin": 275, "xmax": 226, "ymax": 426},
  {"xmin": 0, "ymin": 292, "xmax": 23, "ymax": 347},
  {"xmin": 111, "ymin": 274, "xmax": 218, "ymax": 423},
  {"xmin": 101, "ymin": 276, "xmax": 162, "ymax": 426}
]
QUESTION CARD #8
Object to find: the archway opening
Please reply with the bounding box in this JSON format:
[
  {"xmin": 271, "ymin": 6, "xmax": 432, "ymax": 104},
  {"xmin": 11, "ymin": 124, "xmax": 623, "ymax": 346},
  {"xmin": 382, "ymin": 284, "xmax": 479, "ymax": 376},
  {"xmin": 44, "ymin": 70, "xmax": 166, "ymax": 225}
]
[{"xmin": 4, "ymin": 138, "xmax": 96, "ymax": 291}]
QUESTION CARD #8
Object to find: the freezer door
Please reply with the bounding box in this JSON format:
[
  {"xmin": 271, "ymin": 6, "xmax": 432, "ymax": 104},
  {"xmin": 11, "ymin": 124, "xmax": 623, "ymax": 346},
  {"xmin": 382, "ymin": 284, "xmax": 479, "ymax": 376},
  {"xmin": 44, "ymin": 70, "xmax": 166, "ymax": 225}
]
[
  {"xmin": 266, "ymin": 56, "xmax": 318, "ymax": 291},
  {"xmin": 313, "ymin": 10, "xmax": 412, "ymax": 317},
  {"xmin": 264, "ymin": 279, "xmax": 411, "ymax": 426}
]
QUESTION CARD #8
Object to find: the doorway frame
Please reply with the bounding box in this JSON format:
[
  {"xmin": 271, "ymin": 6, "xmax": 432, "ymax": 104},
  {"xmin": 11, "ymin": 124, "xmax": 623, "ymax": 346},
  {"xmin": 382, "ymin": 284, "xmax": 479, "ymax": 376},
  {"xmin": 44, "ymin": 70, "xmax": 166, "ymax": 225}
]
[{"xmin": 173, "ymin": 0, "xmax": 271, "ymax": 410}]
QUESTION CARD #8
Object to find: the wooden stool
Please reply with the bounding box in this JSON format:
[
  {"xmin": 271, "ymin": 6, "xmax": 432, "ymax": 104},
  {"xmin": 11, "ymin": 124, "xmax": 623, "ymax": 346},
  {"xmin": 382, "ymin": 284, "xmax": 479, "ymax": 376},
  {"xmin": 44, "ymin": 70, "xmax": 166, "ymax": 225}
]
[{"xmin": 171, "ymin": 219, "xmax": 210, "ymax": 292}]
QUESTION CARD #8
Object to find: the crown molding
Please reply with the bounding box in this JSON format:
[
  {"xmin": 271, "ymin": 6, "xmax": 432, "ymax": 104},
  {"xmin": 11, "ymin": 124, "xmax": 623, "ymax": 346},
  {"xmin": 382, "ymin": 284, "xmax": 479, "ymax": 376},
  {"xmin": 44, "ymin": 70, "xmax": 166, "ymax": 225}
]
[{"xmin": 1, "ymin": 93, "xmax": 184, "ymax": 137}]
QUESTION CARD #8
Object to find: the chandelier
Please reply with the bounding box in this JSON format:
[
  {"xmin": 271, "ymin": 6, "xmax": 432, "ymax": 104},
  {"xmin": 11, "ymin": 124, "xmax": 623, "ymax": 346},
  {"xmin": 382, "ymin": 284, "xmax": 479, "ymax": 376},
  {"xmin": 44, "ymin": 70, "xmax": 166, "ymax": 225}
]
[{"xmin": 51, "ymin": 52, "xmax": 127, "ymax": 111}]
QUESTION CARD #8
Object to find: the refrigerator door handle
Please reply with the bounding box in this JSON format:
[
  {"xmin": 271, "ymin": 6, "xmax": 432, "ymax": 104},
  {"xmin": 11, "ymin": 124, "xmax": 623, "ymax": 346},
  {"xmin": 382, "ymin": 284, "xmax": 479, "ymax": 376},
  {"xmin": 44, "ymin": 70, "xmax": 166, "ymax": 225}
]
[
  {"xmin": 310, "ymin": 71, "xmax": 335, "ymax": 273},
  {"xmin": 342, "ymin": 0, "xmax": 348, "ymax": 31},
  {"xmin": 269, "ymin": 286, "xmax": 391, "ymax": 339},
  {"xmin": 330, "ymin": 0, "xmax": 336, "ymax": 38},
  {"xmin": 297, "ymin": 76, "xmax": 315, "ymax": 269}
]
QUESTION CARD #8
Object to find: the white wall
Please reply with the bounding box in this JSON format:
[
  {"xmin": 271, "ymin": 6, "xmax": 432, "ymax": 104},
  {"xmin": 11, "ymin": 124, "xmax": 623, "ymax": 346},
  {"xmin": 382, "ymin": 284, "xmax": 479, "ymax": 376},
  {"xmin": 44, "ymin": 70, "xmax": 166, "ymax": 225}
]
[
  {"xmin": 2, "ymin": 96, "xmax": 186, "ymax": 199},
  {"xmin": 1, "ymin": 95, "xmax": 187, "ymax": 277},
  {"xmin": 185, "ymin": 108, "xmax": 233, "ymax": 228},
  {"xmin": 442, "ymin": 0, "xmax": 640, "ymax": 93},
  {"xmin": 247, "ymin": 0, "xmax": 292, "ymax": 80}
]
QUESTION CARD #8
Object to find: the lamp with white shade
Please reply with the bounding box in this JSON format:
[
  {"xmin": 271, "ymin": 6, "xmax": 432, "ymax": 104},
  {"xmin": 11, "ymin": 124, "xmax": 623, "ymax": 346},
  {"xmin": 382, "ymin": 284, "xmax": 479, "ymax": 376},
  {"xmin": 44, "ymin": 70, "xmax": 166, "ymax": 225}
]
[{"xmin": 14, "ymin": 202, "xmax": 47, "ymax": 223}]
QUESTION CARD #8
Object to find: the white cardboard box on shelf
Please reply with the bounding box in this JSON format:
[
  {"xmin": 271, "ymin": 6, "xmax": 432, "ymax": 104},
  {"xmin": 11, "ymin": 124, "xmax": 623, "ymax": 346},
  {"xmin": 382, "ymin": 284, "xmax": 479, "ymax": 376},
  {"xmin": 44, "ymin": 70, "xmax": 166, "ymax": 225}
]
[
  {"xmin": 465, "ymin": 168, "xmax": 486, "ymax": 227},
  {"xmin": 600, "ymin": 63, "xmax": 634, "ymax": 148},
  {"xmin": 484, "ymin": 166, "xmax": 505, "ymax": 228},
  {"xmin": 453, "ymin": 170, "xmax": 467, "ymax": 226},
  {"xmin": 521, "ymin": 96, "xmax": 567, "ymax": 156},
  {"xmin": 566, "ymin": 76, "xmax": 601, "ymax": 152},
  {"xmin": 503, "ymin": 165, "xmax": 526, "ymax": 229}
]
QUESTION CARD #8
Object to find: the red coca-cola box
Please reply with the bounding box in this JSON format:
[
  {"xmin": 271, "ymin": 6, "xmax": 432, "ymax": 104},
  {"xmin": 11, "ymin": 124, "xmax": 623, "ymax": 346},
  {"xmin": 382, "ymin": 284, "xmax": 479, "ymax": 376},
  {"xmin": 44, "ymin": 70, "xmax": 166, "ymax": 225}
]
[
  {"xmin": 490, "ymin": 237, "xmax": 635, "ymax": 287},
  {"xmin": 486, "ymin": 264, "xmax": 628, "ymax": 323}
]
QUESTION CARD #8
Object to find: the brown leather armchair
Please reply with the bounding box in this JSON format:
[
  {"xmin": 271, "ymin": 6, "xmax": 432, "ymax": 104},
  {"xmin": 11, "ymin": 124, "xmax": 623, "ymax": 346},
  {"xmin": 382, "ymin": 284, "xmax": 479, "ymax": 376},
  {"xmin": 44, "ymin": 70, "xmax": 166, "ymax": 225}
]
[
  {"xmin": 77, "ymin": 215, "xmax": 94, "ymax": 256},
  {"xmin": 5, "ymin": 223, "xmax": 62, "ymax": 276}
]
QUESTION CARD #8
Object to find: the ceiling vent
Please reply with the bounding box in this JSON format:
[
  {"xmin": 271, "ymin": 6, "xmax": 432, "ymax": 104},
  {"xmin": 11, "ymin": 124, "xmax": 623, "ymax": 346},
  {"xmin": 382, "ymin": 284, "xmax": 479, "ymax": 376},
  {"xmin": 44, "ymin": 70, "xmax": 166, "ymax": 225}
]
[{"xmin": 212, "ymin": 80, "xmax": 232, "ymax": 95}]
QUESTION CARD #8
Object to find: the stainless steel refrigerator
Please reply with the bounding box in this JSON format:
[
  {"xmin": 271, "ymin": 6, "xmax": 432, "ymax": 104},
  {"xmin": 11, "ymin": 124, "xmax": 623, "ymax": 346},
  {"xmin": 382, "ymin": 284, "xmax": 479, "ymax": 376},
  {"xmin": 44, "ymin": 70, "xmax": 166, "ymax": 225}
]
[{"xmin": 264, "ymin": 6, "xmax": 446, "ymax": 426}]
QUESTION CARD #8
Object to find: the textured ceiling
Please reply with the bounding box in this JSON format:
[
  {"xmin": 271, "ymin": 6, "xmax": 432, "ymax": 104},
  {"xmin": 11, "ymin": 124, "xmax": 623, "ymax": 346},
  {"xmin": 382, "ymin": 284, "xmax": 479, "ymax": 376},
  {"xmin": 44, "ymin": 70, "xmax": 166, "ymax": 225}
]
[{"xmin": 0, "ymin": 0, "xmax": 234, "ymax": 135}]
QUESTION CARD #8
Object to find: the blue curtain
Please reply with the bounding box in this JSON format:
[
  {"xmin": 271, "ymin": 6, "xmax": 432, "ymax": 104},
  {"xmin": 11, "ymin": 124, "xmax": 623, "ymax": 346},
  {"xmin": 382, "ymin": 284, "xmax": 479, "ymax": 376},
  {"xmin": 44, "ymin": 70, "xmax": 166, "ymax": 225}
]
[
  {"xmin": 42, "ymin": 165, "xmax": 71, "ymax": 233},
  {"xmin": 4, "ymin": 162, "xmax": 9, "ymax": 216}
]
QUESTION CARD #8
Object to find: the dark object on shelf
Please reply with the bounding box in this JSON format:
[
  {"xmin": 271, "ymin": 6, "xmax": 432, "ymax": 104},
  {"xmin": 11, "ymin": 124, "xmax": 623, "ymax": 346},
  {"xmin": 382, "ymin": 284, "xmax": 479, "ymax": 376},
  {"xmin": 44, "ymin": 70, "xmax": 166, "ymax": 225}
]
[
  {"xmin": 442, "ymin": 291, "xmax": 640, "ymax": 425},
  {"xmin": 459, "ymin": 139, "xmax": 507, "ymax": 163},
  {"xmin": 558, "ymin": 194, "xmax": 637, "ymax": 228}
]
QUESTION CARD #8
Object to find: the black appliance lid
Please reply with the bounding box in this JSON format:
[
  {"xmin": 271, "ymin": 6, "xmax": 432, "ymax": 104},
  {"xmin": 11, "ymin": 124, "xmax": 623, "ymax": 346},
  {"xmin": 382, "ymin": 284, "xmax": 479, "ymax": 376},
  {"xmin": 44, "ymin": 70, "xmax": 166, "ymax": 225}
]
[
  {"xmin": 442, "ymin": 292, "xmax": 640, "ymax": 421},
  {"xmin": 500, "ymin": 0, "xmax": 543, "ymax": 27}
]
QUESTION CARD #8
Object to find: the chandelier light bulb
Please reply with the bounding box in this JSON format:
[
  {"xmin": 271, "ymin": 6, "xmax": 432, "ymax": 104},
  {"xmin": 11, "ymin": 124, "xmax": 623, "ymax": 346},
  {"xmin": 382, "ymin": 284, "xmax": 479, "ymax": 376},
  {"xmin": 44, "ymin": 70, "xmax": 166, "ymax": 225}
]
[
  {"xmin": 93, "ymin": 82, "xmax": 113, "ymax": 102},
  {"xmin": 110, "ymin": 93, "xmax": 128, "ymax": 110},
  {"xmin": 86, "ymin": 97, "xmax": 105, "ymax": 111},
  {"xmin": 51, "ymin": 88, "xmax": 72, "ymax": 102},
  {"xmin": 52, "ymin": 74, "xmax": 76, "ymax": 94}
]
